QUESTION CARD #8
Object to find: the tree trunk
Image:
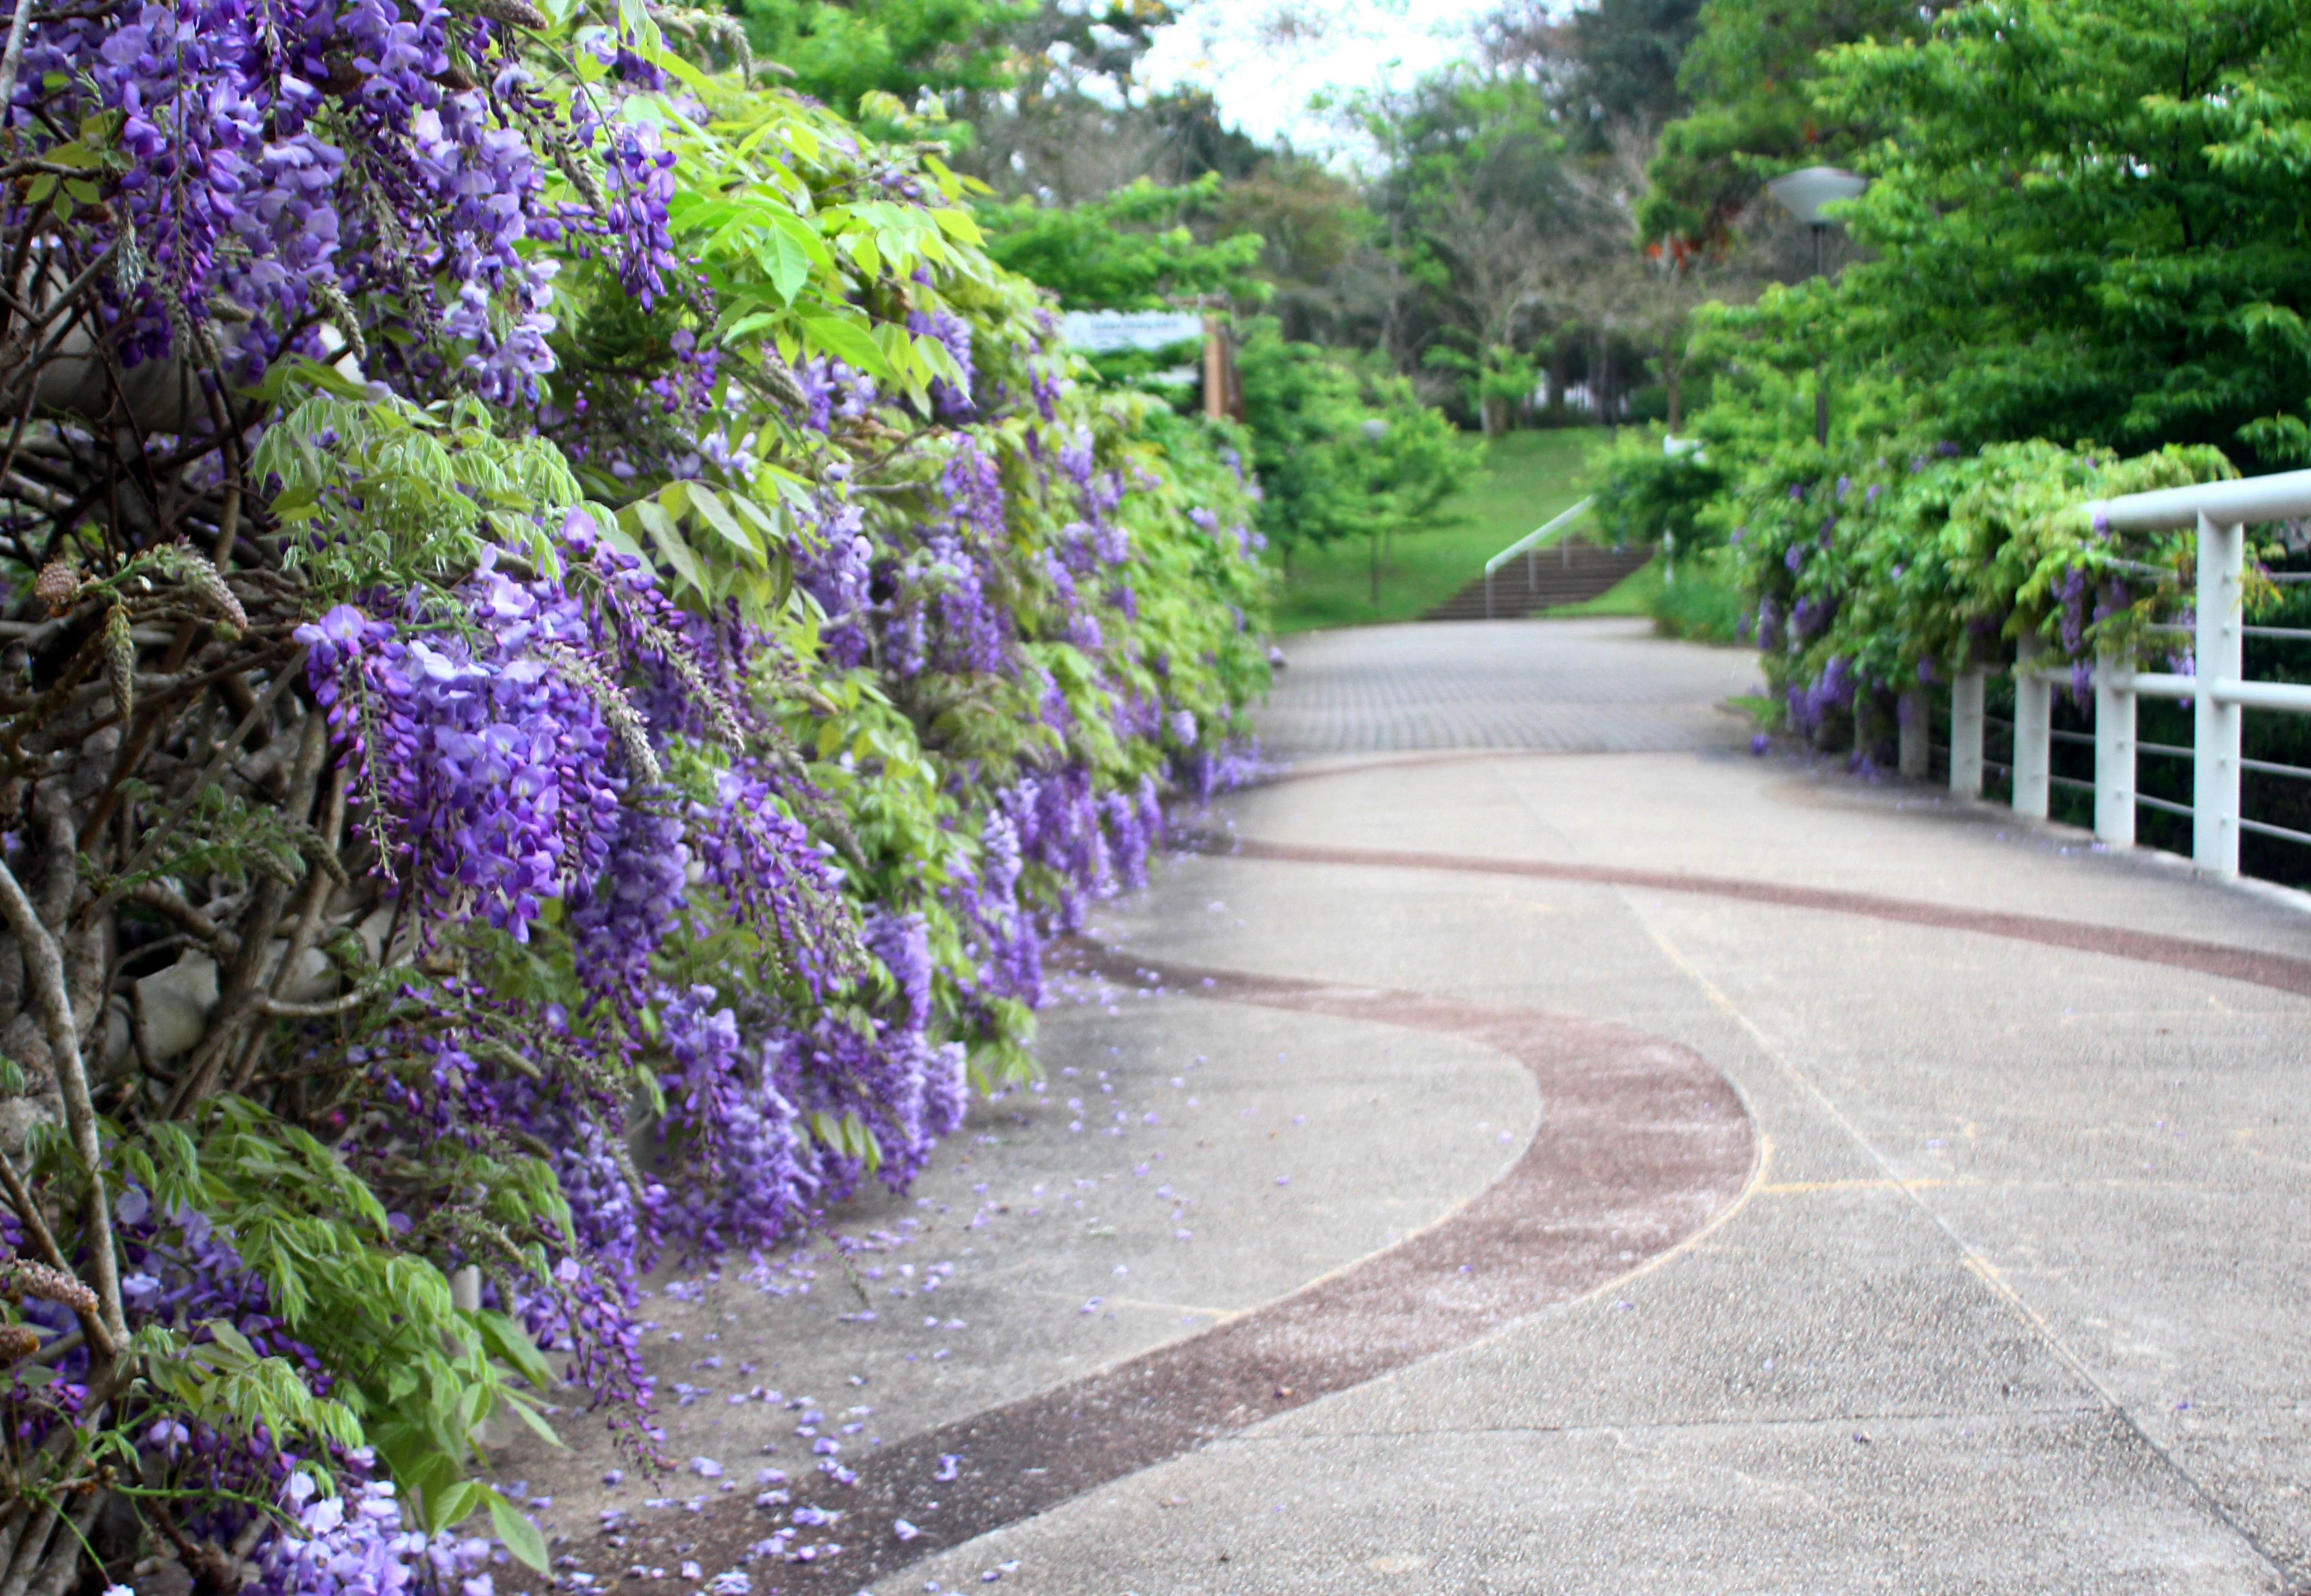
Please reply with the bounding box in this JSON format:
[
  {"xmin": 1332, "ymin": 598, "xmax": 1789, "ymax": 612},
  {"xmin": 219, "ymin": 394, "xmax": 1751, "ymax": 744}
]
[{"xmin": 1665, "ymin": 326, "xmax": 1682, "ymax": 433}]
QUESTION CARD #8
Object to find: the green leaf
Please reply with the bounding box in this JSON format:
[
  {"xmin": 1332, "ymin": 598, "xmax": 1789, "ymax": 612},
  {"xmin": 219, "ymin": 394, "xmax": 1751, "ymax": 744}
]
[
  {"xmin": 801, "ymin": 315, "xmax": 890, "ymax": 378},
  {"xmin": 625, "ymin": 499, "xmax": 707, "ymax": 596},
  {"xmin": 932, "ymin": 206, "xmax": 984, "ymax": 245},
  {"xmin": 489, "ymin": 1491, "xmax": 552, "ymax": 1573},
  {"xmin": 427, "ymin": 1478, "xmax": 481, "ymax": 1533},
  {"xmin": 686, "ymin": 485, "xmax": 763, "ymax": 566},
  {"xmin": 473, "ymin": 1309, "xmax": 558, "ymax": 1392},
  {"xmin": 722, "ymin": 311, "xmax": 781, "ymax": 344},
  {"xmin": 763, "ymin": 226, "xmax": 813, "ymax": 304},
  {"xmin": 205, "ymin": 1319, "xmax": 258, "ymax": 1362}
]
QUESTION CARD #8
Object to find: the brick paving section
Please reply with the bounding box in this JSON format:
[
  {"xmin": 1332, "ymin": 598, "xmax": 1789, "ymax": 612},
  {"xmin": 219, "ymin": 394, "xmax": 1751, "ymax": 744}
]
[{"xmin": 1260, "ymin": 616, "xmax": 1763, "ymax": 757}]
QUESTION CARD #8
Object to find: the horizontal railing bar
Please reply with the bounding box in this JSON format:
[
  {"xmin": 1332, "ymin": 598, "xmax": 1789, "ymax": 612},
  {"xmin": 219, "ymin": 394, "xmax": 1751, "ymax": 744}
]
[
  {"xmin": 2242, "ymin": 757, "xmax": 2311, "ymax": 782},
  {"xmin": 2138, "ymin": 741, "xmax": 2195, "ymax": 759},
  {"xmin": 2239, "ymin": 816, "xmax": 2311, "ymax": 847},
  {"xmin": 1485, "ymin": 497, "xmax": 1594, "ymax": 577},
  {"xmin": 2109, "ymin": 671, "xmax": 2197, "ymax": 700},
  {"xmin": 2135, "ymin": 792, "xmax": 2195, "ymax": 818},
  {"xmin": 2213, "ymin": 678, "xmax": 2311, "ymax": 713},
  {"xmin": 2242, "ymin": 626, "xmax": 2311, "ymax": 639},
  {"xmin": 2084, "ymin": 468, "xmax": 2311, "ymax": 531},
  {"xmin": 2048, "ymin": 773, "xmax": 2095, "ymax": 791},
  {"xmin": 2049, "ymin": 728, "xmax": 2095, "ymax": 745},
  {"xmin": 2272, "ymin": 572, "xmax": 2311, "ymax": 583}
]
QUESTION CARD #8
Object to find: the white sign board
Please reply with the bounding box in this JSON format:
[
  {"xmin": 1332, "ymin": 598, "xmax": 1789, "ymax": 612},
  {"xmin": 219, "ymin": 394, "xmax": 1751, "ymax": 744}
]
[{"xmin": 1060, "ymin": 310, "xmax": 1206, "ymax": 354}]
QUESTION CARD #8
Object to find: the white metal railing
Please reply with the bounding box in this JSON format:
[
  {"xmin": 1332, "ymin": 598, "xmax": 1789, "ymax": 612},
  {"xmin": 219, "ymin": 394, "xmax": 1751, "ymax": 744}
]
[
  {"xmin": 1907, "ymin": 470, "xmax": 2311, "ymax": 876},
  {"xmin": 1483, "ymin": 496, "xmax": 1594, "ymax": 620}
]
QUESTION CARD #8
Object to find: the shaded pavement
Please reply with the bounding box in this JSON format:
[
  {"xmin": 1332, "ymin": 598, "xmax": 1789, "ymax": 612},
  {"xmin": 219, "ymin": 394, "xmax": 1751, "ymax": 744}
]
[{"xmin": 513, "ymin": 616, "xmax": 2311, "ymax": 1596}]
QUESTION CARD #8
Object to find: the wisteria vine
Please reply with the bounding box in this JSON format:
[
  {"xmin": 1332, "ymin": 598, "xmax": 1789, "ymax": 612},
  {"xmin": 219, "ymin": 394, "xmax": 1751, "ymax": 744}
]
[{"xmin": 0, "ymin": 5, "xmax": 1271, "ymax": 1592}]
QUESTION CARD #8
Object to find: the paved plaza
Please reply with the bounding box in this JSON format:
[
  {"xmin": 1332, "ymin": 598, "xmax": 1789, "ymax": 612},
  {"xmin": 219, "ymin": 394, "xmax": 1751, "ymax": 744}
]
[{"xmin": 511, "ymin": 616, "xmax": 2311, "ymax": 1595}]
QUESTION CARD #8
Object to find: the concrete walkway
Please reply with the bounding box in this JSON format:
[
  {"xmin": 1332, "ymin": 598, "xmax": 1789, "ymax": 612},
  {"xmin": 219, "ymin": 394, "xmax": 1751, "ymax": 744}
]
[{"xmin": 518, "ymin": 617, "xmax": 2311, "ymax": 1596}]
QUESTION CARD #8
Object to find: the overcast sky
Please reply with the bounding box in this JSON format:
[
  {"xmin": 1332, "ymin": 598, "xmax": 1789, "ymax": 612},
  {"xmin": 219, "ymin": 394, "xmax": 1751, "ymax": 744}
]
[{"xmin": 1137, "ymin": 0, "xmax": 1499, "ymax": 161}]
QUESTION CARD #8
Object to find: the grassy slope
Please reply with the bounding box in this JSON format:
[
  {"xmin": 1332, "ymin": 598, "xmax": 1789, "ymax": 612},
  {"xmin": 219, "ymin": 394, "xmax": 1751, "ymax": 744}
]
[{"xmin": 1266, "ymin": 428, "xmax": 1609, "ymax": 633}]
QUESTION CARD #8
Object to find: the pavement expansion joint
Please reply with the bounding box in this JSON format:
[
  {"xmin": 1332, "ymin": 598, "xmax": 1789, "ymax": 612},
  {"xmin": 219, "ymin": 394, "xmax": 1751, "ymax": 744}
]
[
  {"xmin": 1225, "ymin": 1405, "xmax": 2120, "ymax": 1442},
  {"xmin": 1176, "ymin": 830, "xmax": 2311, "ymax": 1002},
  {"xmin": 666, "ymin": 938, "xmax": 1758, "ymax": 1592}
]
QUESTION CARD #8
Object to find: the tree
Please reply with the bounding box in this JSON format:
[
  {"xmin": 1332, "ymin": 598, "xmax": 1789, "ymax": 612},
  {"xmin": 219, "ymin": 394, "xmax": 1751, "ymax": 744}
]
[
  {"xmin": 1719, "ymin": 0, "xmax": 2311, "ymax": 466},
  {"xmin": 948, "ymin": 3, "xmax": 1244, "ymax": 202},
  {"xmin": 975, "ymin": 174, "xmax": 1267, "ymax": 309},
  {"xmin": 1636, "ymin": 0, "xmax": 1924, "ymax": 249},
  {"xmin": 1483, "ymin": 0, "xmax": 1708, "ymax": 140},
  {"xmin": 1236, "ymin": 323, "xmax": 1475, "ymax": 588},
  {"xmin": 1354, "ymin": 72, "xmax": 1622, "ymax": 421},
  {"xmin": 734, "ymin": 0, "xmax": 1031, "ymax": 119}
]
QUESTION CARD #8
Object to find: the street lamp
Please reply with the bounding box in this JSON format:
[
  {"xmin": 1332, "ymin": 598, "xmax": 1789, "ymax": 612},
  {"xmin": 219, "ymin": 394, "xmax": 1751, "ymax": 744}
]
[
  {"xmin": 1360, "ymin": 418, "xmax": 1389, "ymax": 604},
  {"xmin": 1765, "ymin": 165, "xmax": 1866, "ymax": 446}
]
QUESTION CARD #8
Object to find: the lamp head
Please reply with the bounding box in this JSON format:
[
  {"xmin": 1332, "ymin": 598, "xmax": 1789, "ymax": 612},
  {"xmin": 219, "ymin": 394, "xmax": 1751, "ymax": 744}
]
[
  {"xmin": 1764, "ymin": 166, "xmax": 1867, "ymax": 226},
  {"xmin": 1359, "ymin": 418, "xmax": 1389, "ymax": 442}
]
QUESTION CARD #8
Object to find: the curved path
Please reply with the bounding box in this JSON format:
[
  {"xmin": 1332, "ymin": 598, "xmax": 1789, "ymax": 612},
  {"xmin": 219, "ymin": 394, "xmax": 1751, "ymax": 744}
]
[
  {"xmin": 522, "ymin": 617, "xmax": 2311, "ymax": 1596},
  {"xmin": 895, "ymin": 619, "xmax": 2311, "ymax": 1594},
  {"xmin": 702, "ymin": 954, "xmax": 1751, "ymax": 1592}
]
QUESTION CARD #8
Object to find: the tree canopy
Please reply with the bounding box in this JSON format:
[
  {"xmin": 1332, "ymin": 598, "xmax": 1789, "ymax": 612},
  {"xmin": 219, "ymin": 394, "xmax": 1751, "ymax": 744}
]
[{"xmin": 1715, "ymin": 0, "xmax": 2311, "ymax": 466}]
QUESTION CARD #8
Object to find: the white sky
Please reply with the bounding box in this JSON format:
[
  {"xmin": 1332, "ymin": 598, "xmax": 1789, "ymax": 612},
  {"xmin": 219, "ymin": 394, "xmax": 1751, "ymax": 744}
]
[{"xmin": 1137, "ymin": 0, "xmax": 1500, "ymax": 162}]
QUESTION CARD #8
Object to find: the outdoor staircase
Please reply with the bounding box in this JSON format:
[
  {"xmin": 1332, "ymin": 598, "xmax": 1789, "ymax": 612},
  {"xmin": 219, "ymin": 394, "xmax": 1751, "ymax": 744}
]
[{"xmin": 1423, "ymin": 539, "xmax": 1654, "ymax": 621}]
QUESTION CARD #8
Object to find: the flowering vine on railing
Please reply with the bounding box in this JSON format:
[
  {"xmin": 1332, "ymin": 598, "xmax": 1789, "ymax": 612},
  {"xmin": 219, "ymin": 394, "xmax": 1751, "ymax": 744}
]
[{"xmin": 1721, "ymin": 438, "xmax": 2249, "ymax": 761}]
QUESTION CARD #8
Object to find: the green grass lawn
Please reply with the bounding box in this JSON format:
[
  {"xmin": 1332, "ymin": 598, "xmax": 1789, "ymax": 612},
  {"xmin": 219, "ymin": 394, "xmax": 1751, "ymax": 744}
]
[{"xmin": 1266, "ymin": 428, "xmax": 1610, "ymax": 633}]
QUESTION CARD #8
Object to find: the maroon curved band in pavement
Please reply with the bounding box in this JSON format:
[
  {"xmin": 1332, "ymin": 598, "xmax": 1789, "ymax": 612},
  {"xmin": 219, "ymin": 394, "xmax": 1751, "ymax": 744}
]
[
  {"xmin": 1195, "ymin": 835, "xmax": 2311, "ymax": 1003},
  {"xmin": 683, "ymin": 945, "xmax": 1756, "ymax": 1592}
]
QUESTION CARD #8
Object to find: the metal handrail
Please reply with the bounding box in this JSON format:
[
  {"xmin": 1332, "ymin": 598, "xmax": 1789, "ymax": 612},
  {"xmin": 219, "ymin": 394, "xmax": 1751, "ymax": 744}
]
[
  {"xmin": 1481, "ymin": 496, "xmax": 1595, "ymax": 620},
  {"xmin": 1932, "ymin": 470, "xmax": 2311, "ymax": 874},
  {"xmin": 2083, "ymin": 468, "xmax": 2311, "ymax": 531}
]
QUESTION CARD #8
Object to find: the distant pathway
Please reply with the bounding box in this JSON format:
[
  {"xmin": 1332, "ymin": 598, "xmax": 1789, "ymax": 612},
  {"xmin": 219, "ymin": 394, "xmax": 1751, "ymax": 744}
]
[{"xmin": 1257, "ymin": 615, "xmax": 1760, "ymax": 757}]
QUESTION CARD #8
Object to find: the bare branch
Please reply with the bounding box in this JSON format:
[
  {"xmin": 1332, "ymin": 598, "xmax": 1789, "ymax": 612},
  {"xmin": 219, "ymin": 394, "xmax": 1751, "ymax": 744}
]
[{"xmin": 0, "ymin": 857, "xmax": 123, "ymax": 1357}]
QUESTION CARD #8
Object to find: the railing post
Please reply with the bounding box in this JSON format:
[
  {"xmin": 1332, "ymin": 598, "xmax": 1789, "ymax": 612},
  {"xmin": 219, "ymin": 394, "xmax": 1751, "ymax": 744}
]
[
  {"xmin": 1950, "ymin": 670, "xmax": 1985, "ymax": 797},
  {"xmin": 1485, "ymin": 568, "xmax": 1495, "ymax": 621},
  {"xmin": 2195, "ymin": 511, "xmax": 2243, "ymax": 875},
  {"xmin": 1526, "ymin": 544, "xmax": 1535, "ymax": 593},
  {"xmin": 2012, "ymin": 632, "xmax": 2052, "ymax": 818},
  {"xmin": 1897, "ymin": 690, "xmax": 1928, "ymax": 779},
  {"xmin": 2094, "ymin": 645, "xmax": 2135, "ymax": 846}
]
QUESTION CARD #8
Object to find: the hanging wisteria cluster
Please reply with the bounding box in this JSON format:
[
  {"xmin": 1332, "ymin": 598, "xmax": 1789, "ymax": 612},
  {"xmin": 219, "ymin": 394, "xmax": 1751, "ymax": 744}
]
[{"xmin": 0, "ymin": 5, "xmax": 1269, "ymax": 1591}]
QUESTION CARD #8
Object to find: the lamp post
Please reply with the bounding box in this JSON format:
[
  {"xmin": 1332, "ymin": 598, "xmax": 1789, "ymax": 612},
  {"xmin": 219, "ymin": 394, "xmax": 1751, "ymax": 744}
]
[
  {"xmin": 1764, "ymin": 165, "xmax": 1866, "ymax": 447},
  {"xmin": 1360, "ymin": 417, "xmax": 1389, "ymax": 604}
]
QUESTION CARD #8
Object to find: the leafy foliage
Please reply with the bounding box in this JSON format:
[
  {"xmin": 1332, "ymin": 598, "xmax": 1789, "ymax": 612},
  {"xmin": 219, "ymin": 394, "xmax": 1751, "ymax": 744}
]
[
  {"xmin": 977, "ymin": 174, "xmax": 1269, "ymax": 310},
  {"xmin": 1789, "ymin": 0, "xmax": 2311, "ymax": 467},
  {"xmin": 1593, "ymin": 428, "xmax": 1726, "ymax": 552},
  {"xmin": 1721, "ymin": 436, "xmax": 2242, "ymax": 751},
  {"xmin": 1236, "ymin": 322, "xmax": 1475, "ymax": 554},
  {"xmin": 730, "ymin": 0, "xmax": 1030, "ymax": 121},
  {"xmin": 1637, "ymin": 0, "xmax": 1923, "ymax": 246}
]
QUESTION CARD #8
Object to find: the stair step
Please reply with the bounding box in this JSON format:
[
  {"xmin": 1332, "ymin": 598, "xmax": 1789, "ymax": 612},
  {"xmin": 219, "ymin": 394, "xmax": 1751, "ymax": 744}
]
[{"xmin": 1420, "ymin": 541, "xmax": 1655, "ymax": 622}]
